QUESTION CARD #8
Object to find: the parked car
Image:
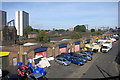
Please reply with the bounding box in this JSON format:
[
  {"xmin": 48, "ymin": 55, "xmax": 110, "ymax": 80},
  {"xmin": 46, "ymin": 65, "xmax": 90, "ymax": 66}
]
[
  {"xmin": 56, "ymin": 54, "xmax": 69, "ymax": 60},
  {"xmin": 69, "ymin": 53, "xmax": 87, "ymax": 63},
  {"xmin": 68, "ymin": 56, "xmax": 84, "ymax": 65},
  {"xmin": 2, "ymin": 74, "xmax": 22, "ymax": 80},
  {"xmin": 68, "ymin": 52, "xmax": 76, "ymax": 56},
  {"xmin": 80, "ymin": 54, "xmax": 92, "ymax": 61},
  {"xmin": 55, "ymin": 57, "xmax": 70, "ymax": 66},
  {"xmin": 59, "ymin": 53, "xmax": 71, "ymax": 59},
  {"xmin": 80, "ymin": 51, "xmax": 91, "ymax": 56},
  {"xmin": 101, "ymin": 46, "xmax": 110, "ymax": 53},
  {"xmin": 17, "ymin": 62, "xmax": 32, "ymax": 77},
  {"xmin": 110, "ymin": 38, "xmax": 116, "ymax": 42},
  {"xmin": 28, "ymin": 73, "xmax": 47, "ymax": 80},
  {"xmin": 61, "ymin": 53, "xmax": 71, "ymax": 57},
  {"xmin": 84, "ymin": 50, "xmax": 93, "ymax": 55}
]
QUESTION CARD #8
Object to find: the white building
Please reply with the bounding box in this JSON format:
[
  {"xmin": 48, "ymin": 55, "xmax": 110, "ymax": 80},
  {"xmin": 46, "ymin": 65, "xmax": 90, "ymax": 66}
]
[{"xmin": 15, "ymin": 11, "xmax": 29, "ymax": 36}]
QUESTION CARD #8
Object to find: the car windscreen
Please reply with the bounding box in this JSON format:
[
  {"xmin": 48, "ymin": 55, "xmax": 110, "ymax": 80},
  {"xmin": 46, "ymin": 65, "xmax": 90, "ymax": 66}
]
[
  {"xmin": 63, "ymin": 59, "xmax": 67, "ymax": 61},
  {"xmin": 102, "ymin": 46, "xmax": 108, "ymax": 49},
  {"xmin": 57, "ymin": 59, "xmax": 62, "ymax": 61},
  {"xmin": 78, "ymin": 59, "xmax": 82, "ymax": 61},
  {"xmin": 105, "ymin": 42, "xmax": 110, "ymax": 44}
]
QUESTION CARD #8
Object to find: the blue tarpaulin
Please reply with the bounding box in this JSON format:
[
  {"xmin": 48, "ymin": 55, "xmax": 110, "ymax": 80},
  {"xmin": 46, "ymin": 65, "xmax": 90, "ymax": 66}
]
[
  {"xmin": 34, "ymin": 47, "xmax": 48, "ymax": 53},
  {"xmin": 59, "ymin": 44, "xmax": 67, "ymax": 48},
  {"xmin": 75, "ymin": 41, "xmax": 81, "ymax": 45}
]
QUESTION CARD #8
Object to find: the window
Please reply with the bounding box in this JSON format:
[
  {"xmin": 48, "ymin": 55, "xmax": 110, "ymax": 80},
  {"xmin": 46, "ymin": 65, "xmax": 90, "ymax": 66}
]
[
  {"xmin": 57, "ymin": 59, "xmax": 62, "ymax": 61},
  {"xmin": 63, "ymin": 59, "xmax": 66, "ymax": 61}
]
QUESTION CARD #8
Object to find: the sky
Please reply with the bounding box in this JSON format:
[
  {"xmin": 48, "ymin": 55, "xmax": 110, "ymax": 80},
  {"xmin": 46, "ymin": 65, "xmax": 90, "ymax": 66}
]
[{"xmin": 2, "ymin": 2, "xmax": 118, "ymax": 30}]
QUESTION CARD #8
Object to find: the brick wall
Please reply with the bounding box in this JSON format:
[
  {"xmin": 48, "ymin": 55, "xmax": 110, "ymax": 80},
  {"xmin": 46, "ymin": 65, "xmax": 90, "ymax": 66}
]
[{"xmin": 8, "ymin": 52, "xmax": 18, "ymax": 66}]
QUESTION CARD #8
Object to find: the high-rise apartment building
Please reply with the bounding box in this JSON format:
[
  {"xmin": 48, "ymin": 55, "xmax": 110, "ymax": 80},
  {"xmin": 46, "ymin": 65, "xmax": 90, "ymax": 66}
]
[
  {"xmin": 0, "ymin": 10, "xmax": 7, "ymax": 41},
  {"xmin": 15, "ymin": 11, "xmax": 29, "ymax": 36},
  {"xmin": 0, "ymin": 10, "xmax": 7, "ymax": 26}
]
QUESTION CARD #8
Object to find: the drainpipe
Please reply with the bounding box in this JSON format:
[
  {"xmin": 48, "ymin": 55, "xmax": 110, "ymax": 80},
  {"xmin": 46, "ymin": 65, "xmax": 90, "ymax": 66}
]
[{"xmin": 52, "ymin": 47, "xmax": 55, "ymax": 57}]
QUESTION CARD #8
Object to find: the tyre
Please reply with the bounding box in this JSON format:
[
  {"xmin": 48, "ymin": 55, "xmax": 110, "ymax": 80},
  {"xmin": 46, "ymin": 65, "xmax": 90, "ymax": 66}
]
[{"xmin": 78, "ymin": 63, "xmax": 81, "ymax": 66}]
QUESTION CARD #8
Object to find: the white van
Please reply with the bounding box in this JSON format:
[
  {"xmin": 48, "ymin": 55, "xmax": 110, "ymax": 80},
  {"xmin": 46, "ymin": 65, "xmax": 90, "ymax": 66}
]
[
  {"xmin": 102, "ymin": 41, "xmax": 112, "ymax": 53},
  {"xmin": 102, "ymin": 45, "xmax": 110, "ymax": 53},
  {"xmin": 104, "ymin": 41, "xmax": 112, "ymax": 49},
  {"xmin": 98, "ymin": 40, "xmax": 107, "ymax": 45}
]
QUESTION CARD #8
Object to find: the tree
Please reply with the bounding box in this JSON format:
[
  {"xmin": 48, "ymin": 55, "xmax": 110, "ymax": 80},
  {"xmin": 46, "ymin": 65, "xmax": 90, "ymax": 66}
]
[
  {"xmin": 94, "ymin": 31, "xmax": 102, "ymax": 35},
  {"xmin": 91, "ymin": 29, "xmax": 95, "ymax": 32},
  {"xmin": 24, "ymin": 25, "xmax": 33, "ymax": 37},
  {"xmin": 33, "ymin": 29, "xmax": 39, "ymax": 32},
  {"xmin": 55, "ymin": 29, "xmax": 65, "ymax": 33},
  {"xmin": 98, "ymin": 29, "xmax": 101, "ymax": 31},
  {"xmin": 74, "ymin": 25, "xmax": 86, "ymax": 32},
  {"xmin": 71, "ymin": 32, "xmax": 82, "ymax": 39},
  {"xmin": 36, "ymin": 31, "xmax": 50, "ymax": 43}
]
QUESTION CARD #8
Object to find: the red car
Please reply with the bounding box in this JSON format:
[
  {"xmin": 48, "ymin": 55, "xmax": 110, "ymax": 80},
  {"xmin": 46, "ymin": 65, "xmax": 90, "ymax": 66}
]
[{"xmin": 17, "ymin": 64, "xmax": 32, "ymax": 77}]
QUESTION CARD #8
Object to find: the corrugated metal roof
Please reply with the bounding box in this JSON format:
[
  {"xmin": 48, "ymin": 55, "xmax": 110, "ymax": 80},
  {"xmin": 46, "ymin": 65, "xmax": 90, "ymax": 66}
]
[
  {"xmin": 34, "ymin": 47, "xmax": 48, "ymax": 53},
  {"xmin": 75, "ymin": 41, "xmax": 81, "ymax": 45},
  {"xmin": 59, "ymin": 44, "xmax": 67, "ymax": 48}
]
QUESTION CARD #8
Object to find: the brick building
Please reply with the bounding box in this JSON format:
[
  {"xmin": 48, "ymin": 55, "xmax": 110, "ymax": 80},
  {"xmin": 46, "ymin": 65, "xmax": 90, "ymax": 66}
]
[
  {"xmin": 28, "ymin": 32, "xmax": 37, "ymax": 39},
  {"xmin": 0, "ymin": 25, "xmax": 17, "ymax": 45}
]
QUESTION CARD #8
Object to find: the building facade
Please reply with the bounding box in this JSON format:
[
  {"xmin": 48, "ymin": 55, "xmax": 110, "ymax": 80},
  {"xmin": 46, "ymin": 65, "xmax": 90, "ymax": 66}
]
[
  {"xmin": 15, "ymin": 11, "xmax": 29, "ymax": 36},
  {"xmin": 0, "ymin": 10, "xmax": 7, "ymax": 26},
  {"xmin": 28, "ymin": 32, "xmax": 37, "ymax": 39},
  {"xmin": 0, "ymin": 10, "xmax": 7, "ymax": 41}
]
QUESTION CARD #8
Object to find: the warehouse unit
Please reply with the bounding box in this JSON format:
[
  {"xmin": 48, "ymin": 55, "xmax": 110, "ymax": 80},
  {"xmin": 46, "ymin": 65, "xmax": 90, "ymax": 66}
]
[
  {"xmin": 59, "ymin": 44, "xmax": 67, "ymax": 55},
  {"xmin": 74, "ymin": 41, "xmax": 81, "ymax": 52},
  {"xmin": 34, "ymin": 47, "xmax": 48, "ymax": 58}
]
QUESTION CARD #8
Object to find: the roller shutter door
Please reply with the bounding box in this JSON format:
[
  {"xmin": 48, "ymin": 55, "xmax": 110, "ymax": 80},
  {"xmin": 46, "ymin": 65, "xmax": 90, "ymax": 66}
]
[
  {"xmin": 34, "ymin": 47, "xmax": 48, "ymax": 58},
  {"xmin": 59, "ymin": 47, "xmax": 67, "ymax": 55},
  {"xmin": 35, "ymin": 51, "xmax": 47, "ymax": 58},
  {"xmin": 75, "ymin": 44, "xmax": 80, "ymax": 52}
]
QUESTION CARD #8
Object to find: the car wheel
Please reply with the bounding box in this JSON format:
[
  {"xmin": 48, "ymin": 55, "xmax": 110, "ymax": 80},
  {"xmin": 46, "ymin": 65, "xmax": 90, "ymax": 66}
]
[{"xmin": 78, "ymin": 63, "xmax": 81, "ymax": 66}]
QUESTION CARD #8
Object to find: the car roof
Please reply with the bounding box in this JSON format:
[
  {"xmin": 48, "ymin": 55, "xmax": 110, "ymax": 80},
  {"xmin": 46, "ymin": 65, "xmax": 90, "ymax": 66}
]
[
  {"xmin": 30, "ymin": 73, "xmax": 43, "ymax": 78},
  {"xmin": 57, "ymin": 57, "xmax": 66, "ymax": 59}
]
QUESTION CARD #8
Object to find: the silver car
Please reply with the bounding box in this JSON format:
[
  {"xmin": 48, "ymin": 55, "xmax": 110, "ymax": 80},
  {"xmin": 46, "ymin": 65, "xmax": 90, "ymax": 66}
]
[{"xmin": 55, "ymin": 57, "xmax": 70, "ymax": 66}]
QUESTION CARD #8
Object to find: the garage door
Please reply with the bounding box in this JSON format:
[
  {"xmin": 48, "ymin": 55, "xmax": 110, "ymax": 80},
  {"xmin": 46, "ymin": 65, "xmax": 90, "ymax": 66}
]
[
  {"xmin": 34, "ymin": 47, "xmax": 48, "ymax": 58},
  {"xmin": 75, "ymin": 44, "xmax": 80, "ymax": 52},
  {"xmin": 59, "ymin": 47, "xmax": 67, "ymax": 55},
  {"xmin": 35, "ymin": 51, "xmax": 47, "ymax": 58}
]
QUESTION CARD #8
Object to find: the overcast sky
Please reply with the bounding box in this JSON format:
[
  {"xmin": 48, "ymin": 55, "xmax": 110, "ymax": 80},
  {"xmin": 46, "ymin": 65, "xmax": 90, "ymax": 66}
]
[{"xmin": 2, "ymin": 2, "xmax": 118, "ymax": 30}]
